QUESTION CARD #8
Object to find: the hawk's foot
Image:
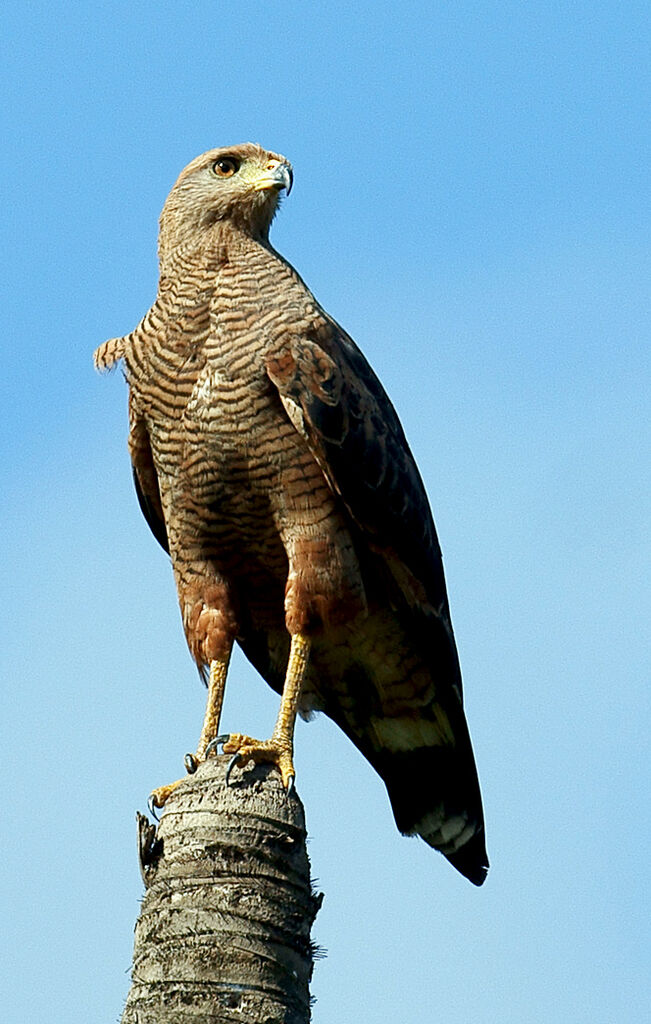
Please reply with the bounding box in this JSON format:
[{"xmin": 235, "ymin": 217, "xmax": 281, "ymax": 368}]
[
  {"xmin": 148, "ymin": 734, "xmax": 230, "ymax": 815},
  {"xmin": 149, "ymin": 778, "xmax": 185, "ymax": 815},
  {"xmin": 221, "ymin": 733, "xmax": 296, "ymax": 790}
]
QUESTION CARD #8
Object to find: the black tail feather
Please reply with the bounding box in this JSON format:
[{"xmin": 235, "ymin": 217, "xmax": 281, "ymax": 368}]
[{"xmin": 443, "ymin": 828, "xmax": 489, "ymax": 886}]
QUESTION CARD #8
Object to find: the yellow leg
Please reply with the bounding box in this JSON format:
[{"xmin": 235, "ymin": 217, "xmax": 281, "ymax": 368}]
[
  {"xmin": 222, "ymin": 633, "xmax": 311, "ymax": 789},
  {"xmin": 196, "ymin": 656, "xmax": 230, "ymax": 761},
  {"xmin": 150, "ymin": 654, "xmax": 230, "ymax": 810}
]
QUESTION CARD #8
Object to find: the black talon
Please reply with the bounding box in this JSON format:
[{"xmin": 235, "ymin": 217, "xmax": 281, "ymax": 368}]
[
  {"xmin": 185, "ymin": 753, "xmax": 198, "ymax": 774},
  {"xmin": 148, "ymin": 796, "xmax": 161, "ymax": 821},
  {"xmin": 225, "ymin": 752, "xmax": 241, "ymax": 786},
  {"xmin": 286, "ymin": 775, "xmax": 295, "ymax": 797},
  {"xmin": 204, "ymin": 733, "xmax": 231, "ymax": 759}
]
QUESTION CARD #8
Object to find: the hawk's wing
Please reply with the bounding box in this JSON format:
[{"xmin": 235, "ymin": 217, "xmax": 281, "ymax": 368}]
[
  {"xmin": 128, "ymin": 398, "xmax": 169, "ymax": 554},
  {"xmin": 266, "ymin": 314, "xmax": 489, "ymax": 884},
  {"xmin": 94, "ymin": 331, "xmax": 169, "ymax": 554},
  {"xmin": 266, "ymin": 313, "xmax": 459, "ymax": 674}
]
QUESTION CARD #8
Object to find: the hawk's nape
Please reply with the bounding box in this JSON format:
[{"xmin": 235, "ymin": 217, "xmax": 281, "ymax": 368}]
[{"xmin": 96, "ymin": 143, "xmax": 488, "ymax": 886}]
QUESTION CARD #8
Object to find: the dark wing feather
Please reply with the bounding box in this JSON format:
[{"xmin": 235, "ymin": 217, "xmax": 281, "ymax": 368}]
[
  {"xmin": 133, "ymin": 467, "xmax": 169, "ymax": 553},
  {"xmin": 128, "ymin": 403, "xmax": 169, "ymax": 553},
  {"xmin": 266, "ymin": 314, "xmax": 456, "ymax": 644}
]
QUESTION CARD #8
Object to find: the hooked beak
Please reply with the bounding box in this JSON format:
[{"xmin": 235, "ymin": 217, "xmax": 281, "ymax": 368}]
[{"xmin": 253, "ymin": 161, "xmax": 293, "ymax": 196}]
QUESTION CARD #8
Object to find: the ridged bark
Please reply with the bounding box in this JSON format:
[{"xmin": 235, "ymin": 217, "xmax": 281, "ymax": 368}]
[{"xmin": 121, "ymin": 757, "xmax": 322, "ymax": 1024}]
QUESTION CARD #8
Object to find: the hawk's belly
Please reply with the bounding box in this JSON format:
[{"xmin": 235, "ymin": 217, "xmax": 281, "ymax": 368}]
[{"xmin": 150, "ymin": 362, "xmax": 366, "ymax": 636}]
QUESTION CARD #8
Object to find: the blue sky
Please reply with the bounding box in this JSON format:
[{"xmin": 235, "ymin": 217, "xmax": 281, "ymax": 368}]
[{"xmin": 1, "ymin": 2, "xmax": 649, "ymax": 1021}]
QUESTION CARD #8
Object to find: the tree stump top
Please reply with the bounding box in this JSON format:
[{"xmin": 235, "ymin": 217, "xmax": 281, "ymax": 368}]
[{"xmin": 122, "ymin": 757, "xmax": 322, "ymax": 1024}]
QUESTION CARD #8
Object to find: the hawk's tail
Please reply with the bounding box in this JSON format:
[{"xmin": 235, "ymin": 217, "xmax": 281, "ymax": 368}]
[
  {"xmin": 378, "ymin": 738, "xmax": 489, "ymax": 886},
  {"xmin": 443, "ymin": 829, "xmax": 489, "ymax": 886}
]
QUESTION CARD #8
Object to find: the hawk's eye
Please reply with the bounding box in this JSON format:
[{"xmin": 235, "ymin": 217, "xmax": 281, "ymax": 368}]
[{"xmin": 213, "ymin": 157, "xmax": 240, "ymax": 178}]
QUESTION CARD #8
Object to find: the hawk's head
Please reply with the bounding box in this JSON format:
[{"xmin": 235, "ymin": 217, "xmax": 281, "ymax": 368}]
[{"xmin": 159, "ymin": 143, "xmax": 292, "ymax": 258}]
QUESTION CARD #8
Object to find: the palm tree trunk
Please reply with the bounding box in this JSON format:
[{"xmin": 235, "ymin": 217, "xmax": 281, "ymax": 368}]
[{"xmin": 121, "ymin": 757, "xmax": 322, "ymax": 1023}]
